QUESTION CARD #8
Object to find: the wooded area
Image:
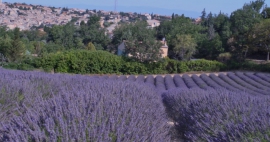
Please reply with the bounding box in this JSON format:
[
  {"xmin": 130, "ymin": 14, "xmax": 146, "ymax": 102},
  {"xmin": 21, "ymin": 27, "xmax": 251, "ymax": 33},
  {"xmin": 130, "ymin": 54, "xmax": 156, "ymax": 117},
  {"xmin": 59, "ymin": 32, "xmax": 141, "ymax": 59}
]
[{"xmin": 0, "ymin": 0, "xmax": 270, "ymax": 74}]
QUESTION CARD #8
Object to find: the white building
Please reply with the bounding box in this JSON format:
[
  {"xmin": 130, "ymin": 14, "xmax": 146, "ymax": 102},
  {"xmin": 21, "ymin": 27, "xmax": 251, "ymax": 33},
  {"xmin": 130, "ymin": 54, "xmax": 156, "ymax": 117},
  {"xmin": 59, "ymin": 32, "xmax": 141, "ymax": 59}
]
[{"xmin": 147, "ymin": 19, "xmax": 160, "ymax": 28}]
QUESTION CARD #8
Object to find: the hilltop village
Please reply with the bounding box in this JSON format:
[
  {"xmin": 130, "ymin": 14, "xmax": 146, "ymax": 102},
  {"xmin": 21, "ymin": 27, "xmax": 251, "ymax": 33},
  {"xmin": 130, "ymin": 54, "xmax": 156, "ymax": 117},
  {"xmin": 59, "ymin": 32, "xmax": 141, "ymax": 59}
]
[{"xmin": 0, "ymin": 2, "xmax": 173, "ymax": 33}]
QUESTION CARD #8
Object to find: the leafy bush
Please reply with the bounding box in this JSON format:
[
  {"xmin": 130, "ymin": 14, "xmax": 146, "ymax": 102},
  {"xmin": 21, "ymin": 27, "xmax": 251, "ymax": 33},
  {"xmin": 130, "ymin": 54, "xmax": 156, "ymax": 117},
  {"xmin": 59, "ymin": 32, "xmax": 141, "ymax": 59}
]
[
  {"xmin": 226, "ymin": 60, "xmax": 270, "ymax": 72},
  {"xmin": 120, "ymin": 61, "xmax": 148, "ymax": 75},
  {"xmin": 217, "ymin": 52, "xmax": 232, "ymax": 63},
  {"xmin": 185, "ymin": 59, "xmax": 225, "ymax": 72},
  {"xmin": 164, "ymin": 58, "xmax": 225, "ymax": 73},
  {"xmin": 35, "ymin": 50, "xmax": 123, "ymax": 74},
  {"xmin": 162, "ymin": 89, "xmax": 270, "ymax": 141},
  {"xmin": 3, "ymin": 63, "xmax": 34, "ymax": 71}
]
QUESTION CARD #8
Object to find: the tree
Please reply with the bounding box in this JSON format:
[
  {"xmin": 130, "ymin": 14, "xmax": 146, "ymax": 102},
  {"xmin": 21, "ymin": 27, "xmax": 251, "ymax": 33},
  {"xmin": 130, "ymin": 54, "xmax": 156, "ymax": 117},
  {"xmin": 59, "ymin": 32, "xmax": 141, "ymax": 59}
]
[
  {"xmin": 0, "ymin": 35, "xmax": 12, "ymax": 61},
  {"xmin": 261, "ymin": 6, "xmax": 270, "ymax": 19},
  {"xmin": 201, "ymin": 8, "xmax": 207, "ymax": 26},
  {"xmin": 171, "ymin": 34, "xmax": 197, "ymax": 60},
  {"xmin": 212, "ymin": 12, "xmax": 231, "ymax": 50},
  {"xmin": 0, "ymin": 28, "xmax": 25, "ymax": 62},
  {"xmin": 112, "ymin": 21, "xmax": 162, "ymax": 62},
  {"xmin": 79, "ymin": 16, "xmax": 110, "ymax": 49},
  {"xmin": 10, "ymin": 28, "xmax": 26, "ymax": 62},
  {"xmin": 199, "ymin": 35, "xmax": 224, "ymax": 59},
  {"xmin": 250, "ymin": 19, "xmax": 270, "ymax": 61},
  {"xmin": 207, "ymin": 24, "xmax": 215, "ymax": 40},
  {"xmin": 30, "ymin": 41, "xmax": 45, "ymax": 55},
  {"xmin": 80, "ymin": 20, "xmax": 86, "ymax": 26},
  {"xmin": 207, "ymin": 12, "xmax": 214, "ymax": 27},
  {"xmin": 172, "ymin": 13, "xmax": 175, "ymax": 20},
  {"xmin": 157, "ymin": 16, "xmax": 204, "ymax": 59},
  {"xmin": 87, "ymin": 16, "xmax": 100, "ymax": 27},
  {"xmin": 85, "ymin": 42, "xmax": 96, "ymax": 51},
  {"xmin": 230, "ymin": 0, "xmax": 265, "ymax": 59},
  {"xmin": 40, "ymin": 42, "xmax": 64, "ymax": 55}
]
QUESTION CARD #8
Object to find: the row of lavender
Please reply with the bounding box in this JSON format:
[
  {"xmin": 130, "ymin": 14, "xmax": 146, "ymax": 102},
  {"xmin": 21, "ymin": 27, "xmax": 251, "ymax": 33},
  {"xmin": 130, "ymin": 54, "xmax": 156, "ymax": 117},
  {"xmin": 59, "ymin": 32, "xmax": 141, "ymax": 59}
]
[
  {"xmin": 162, "ymin": 88, "xmax": 270, "ymax": 141},
  {"xmin": 0, "ymin": 69, "xmax": 171, "ymax": 141},
  {"xmin": 101, "ymin": 72, "xmax": 270, "ymax": 95}
]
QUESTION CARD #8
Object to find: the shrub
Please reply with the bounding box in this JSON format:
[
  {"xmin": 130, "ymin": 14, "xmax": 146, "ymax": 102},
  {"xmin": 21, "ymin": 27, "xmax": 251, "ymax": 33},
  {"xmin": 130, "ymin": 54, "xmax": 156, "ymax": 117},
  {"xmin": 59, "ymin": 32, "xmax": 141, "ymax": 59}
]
[
  {"xmin": 185, "ymin": 59, "xmax": 226, "ymax": 71},
  {"xmin": 3, "ymin": 63, "xmax": 34, "ymax": 71},
  {"xmin": 120, "ymin": 61, "xmax": 148, "ymax": 75},
  {"xmin": 217, "ymin": 52, "xmax": 232, "ymax": 63},
  {"xmin": 32, "ymin": 50, "xmax": 226, "ymax": 74},
  {"xmin": 35, "ymin": 50, "xmax": 123, "ymax": 74}
]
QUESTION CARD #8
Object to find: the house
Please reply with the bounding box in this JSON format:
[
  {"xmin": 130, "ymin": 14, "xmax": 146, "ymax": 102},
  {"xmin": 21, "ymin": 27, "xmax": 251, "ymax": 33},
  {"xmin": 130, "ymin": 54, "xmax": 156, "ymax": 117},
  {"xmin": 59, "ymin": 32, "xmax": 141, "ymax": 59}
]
[
  {"xmin": 160, "ymin": 38, "xmax": 168, "ymax": 58},
  {"xmin": 193, "ymin": 17, "xmax": 202, "ymax": 24},
  {"xmin": 15, "ymin": 3, "xmax": 33, "ymax": 10},
  {"xmin": 6, "ymin": 24, "xmax": 16, "ymax": 30},
  {"xmin": 121, "ymin": 16, "xmax": 129, "ymax": 22},
  {"xmin": 146, "ymin": 19, "xmax": 160, "ymax": 28}
]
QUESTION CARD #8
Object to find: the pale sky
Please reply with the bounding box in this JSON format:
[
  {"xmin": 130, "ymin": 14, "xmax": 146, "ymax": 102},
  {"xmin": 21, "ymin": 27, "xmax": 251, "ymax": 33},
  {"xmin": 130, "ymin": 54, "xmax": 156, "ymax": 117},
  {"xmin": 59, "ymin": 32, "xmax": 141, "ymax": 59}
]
[{"xmin": 3, "ymin": 0, "xmax": 270, "ymax": 18}]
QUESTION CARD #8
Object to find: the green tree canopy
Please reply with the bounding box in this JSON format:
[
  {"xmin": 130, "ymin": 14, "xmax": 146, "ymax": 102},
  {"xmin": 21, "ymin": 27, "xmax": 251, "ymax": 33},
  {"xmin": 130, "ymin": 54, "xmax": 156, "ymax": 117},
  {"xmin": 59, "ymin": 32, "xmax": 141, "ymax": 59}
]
[
  {"xmin": 157, "ymin": 16, "xmax": 204, "ymax": 59},
  {"xmin": 171, "ymin": 34, "xmax": 197, "ymax": 60},
  {"xmin": 230, "ymin": 0, "xmax": 265, "ymax": 59},
  {"xmin": 112, "ymin": 21, "xmax": 162, "ymax": 62},
  {"xmin": 261, "ymin": 6, "xmax": 270, "ymax": 19},
  {"xmin": 0, "ymin": 28, "xmax": 25, "ymax": 62},
  {"xmin": 250, "ymin": 19, "xmax": 270, "ymax": 61}
]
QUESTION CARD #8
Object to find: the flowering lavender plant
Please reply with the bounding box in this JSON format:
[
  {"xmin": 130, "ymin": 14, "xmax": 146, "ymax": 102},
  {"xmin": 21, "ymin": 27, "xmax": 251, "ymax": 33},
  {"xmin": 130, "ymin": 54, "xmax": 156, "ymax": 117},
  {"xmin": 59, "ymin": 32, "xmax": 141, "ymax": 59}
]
[
  {"xmin": 162, "ymin": 88, "xmax": 270, "ymax": 141},
  {"xmin": 0, "ymin": 69, "xmax": 171, "ymax": 142}
]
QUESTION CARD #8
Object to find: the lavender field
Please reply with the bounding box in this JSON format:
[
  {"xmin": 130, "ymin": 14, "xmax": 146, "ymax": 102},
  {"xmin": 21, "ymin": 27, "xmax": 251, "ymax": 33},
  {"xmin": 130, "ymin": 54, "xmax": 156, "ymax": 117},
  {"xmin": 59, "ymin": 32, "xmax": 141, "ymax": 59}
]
[{"xmin": 1, "ymin": 68, "xmax": 270, "ymax": 141}]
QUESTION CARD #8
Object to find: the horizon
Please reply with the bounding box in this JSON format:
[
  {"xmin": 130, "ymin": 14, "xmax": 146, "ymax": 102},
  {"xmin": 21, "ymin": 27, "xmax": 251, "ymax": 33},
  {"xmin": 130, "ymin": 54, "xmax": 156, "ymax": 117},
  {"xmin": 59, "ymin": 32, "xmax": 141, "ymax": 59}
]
[{"xmin": 2, "ymin": 0, "xmax": 270, "ymax": 18}]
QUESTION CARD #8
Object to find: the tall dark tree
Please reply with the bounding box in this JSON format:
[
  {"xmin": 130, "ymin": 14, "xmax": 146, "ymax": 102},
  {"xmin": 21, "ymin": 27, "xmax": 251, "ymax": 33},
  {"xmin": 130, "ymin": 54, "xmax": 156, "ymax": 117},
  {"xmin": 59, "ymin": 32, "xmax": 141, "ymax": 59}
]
[
  {"xmin": 172, "ymin": 13, "xmax": 175, "ymax": 20},
  {"xmin": 201, "ymin": 8, "xmax": 207, "ymax": 23},
  {"xmin": 200, "ymin": 8, "xmax": 208, "ymax": 27},
  {"xmin": 207, "ymin": 12, "xmax": 214, "ymax": 26},
  {"xmin": 0, "ymin": 28, "xmax": 25, "ymax": 62},
  {"xmin": 261, "ymin": 6, "xmax": 270, "ymax": 19}
]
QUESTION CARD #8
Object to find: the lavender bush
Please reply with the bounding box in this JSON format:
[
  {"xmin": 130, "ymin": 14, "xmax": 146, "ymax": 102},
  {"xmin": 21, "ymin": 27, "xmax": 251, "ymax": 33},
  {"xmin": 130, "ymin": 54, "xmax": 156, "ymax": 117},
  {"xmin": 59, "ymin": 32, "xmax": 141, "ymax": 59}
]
[
  {"xmin": 173, "ymin": 75, "xmax": 188, "ymax": 89},
  {"xmin": 255, "ymin": 73, "xmax": 270, "ymax": 83},
  {"xmin": 126, "ymin": 75, "xmax": 136, "ymax": 82},
  {"xmin": 200, "ymin": 74, "xmax": 223, "ymax": 89},
  {"xmin": 235, "ymin": 72, "xmax": 270, "ymax": 91},
  {"xmin": 209, "ymin": 74, "xmax": 239, "ymax": 92},
  {"xmin": 135, "ymin": 75, "xmax": 145, "ymax": 83},
  {"xmin": 244, "ymin": 72, "xmax": 270, "ymax": 88},
  {"xmin": 182, "ymin": 74, "xmax": 200, "ymax": 89},
  {"xmin": 162, "ymin": 89, "xmax": 270, "ymax": 142},
  {"xmin": 155, "ymin": 75, "xmax": 166, "ymax": 92},
  {"xmin": 0, "ymin": 69, "xmax": 171, "ymax": 142},
  {"xmin": 191, "ymin": 74, "xmax": 212, "ymax": 90},
  {"xmin": 164, "ymin": 75, "xmax": 176, "ymax": 90},
  {"xmin": 218, "ymin": 73, "xmax": 262, "ymax": 96},
  {"xmin": 227, "ymin": 72, "xmax": 268, "ymax": 95}
]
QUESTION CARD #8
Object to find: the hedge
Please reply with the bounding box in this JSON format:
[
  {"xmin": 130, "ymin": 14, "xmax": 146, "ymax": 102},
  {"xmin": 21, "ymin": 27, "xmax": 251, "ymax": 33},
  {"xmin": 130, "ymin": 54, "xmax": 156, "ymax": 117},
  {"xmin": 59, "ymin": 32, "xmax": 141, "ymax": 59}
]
[{"xmin": 27, "ymin": 50, "xmax": 226, "ymax": 74}]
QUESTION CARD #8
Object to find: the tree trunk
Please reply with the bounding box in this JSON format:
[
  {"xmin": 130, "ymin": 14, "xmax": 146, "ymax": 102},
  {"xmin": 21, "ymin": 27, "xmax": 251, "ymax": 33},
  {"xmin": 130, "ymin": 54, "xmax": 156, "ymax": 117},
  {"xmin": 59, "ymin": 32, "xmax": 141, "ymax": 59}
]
[
  {"xmin": 267, "ymin": 51, "xmax": 269, "ymax": 61},
  {"xmin": 244, "ymin": 47, "xmax": 248, "ymax": 58}
]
